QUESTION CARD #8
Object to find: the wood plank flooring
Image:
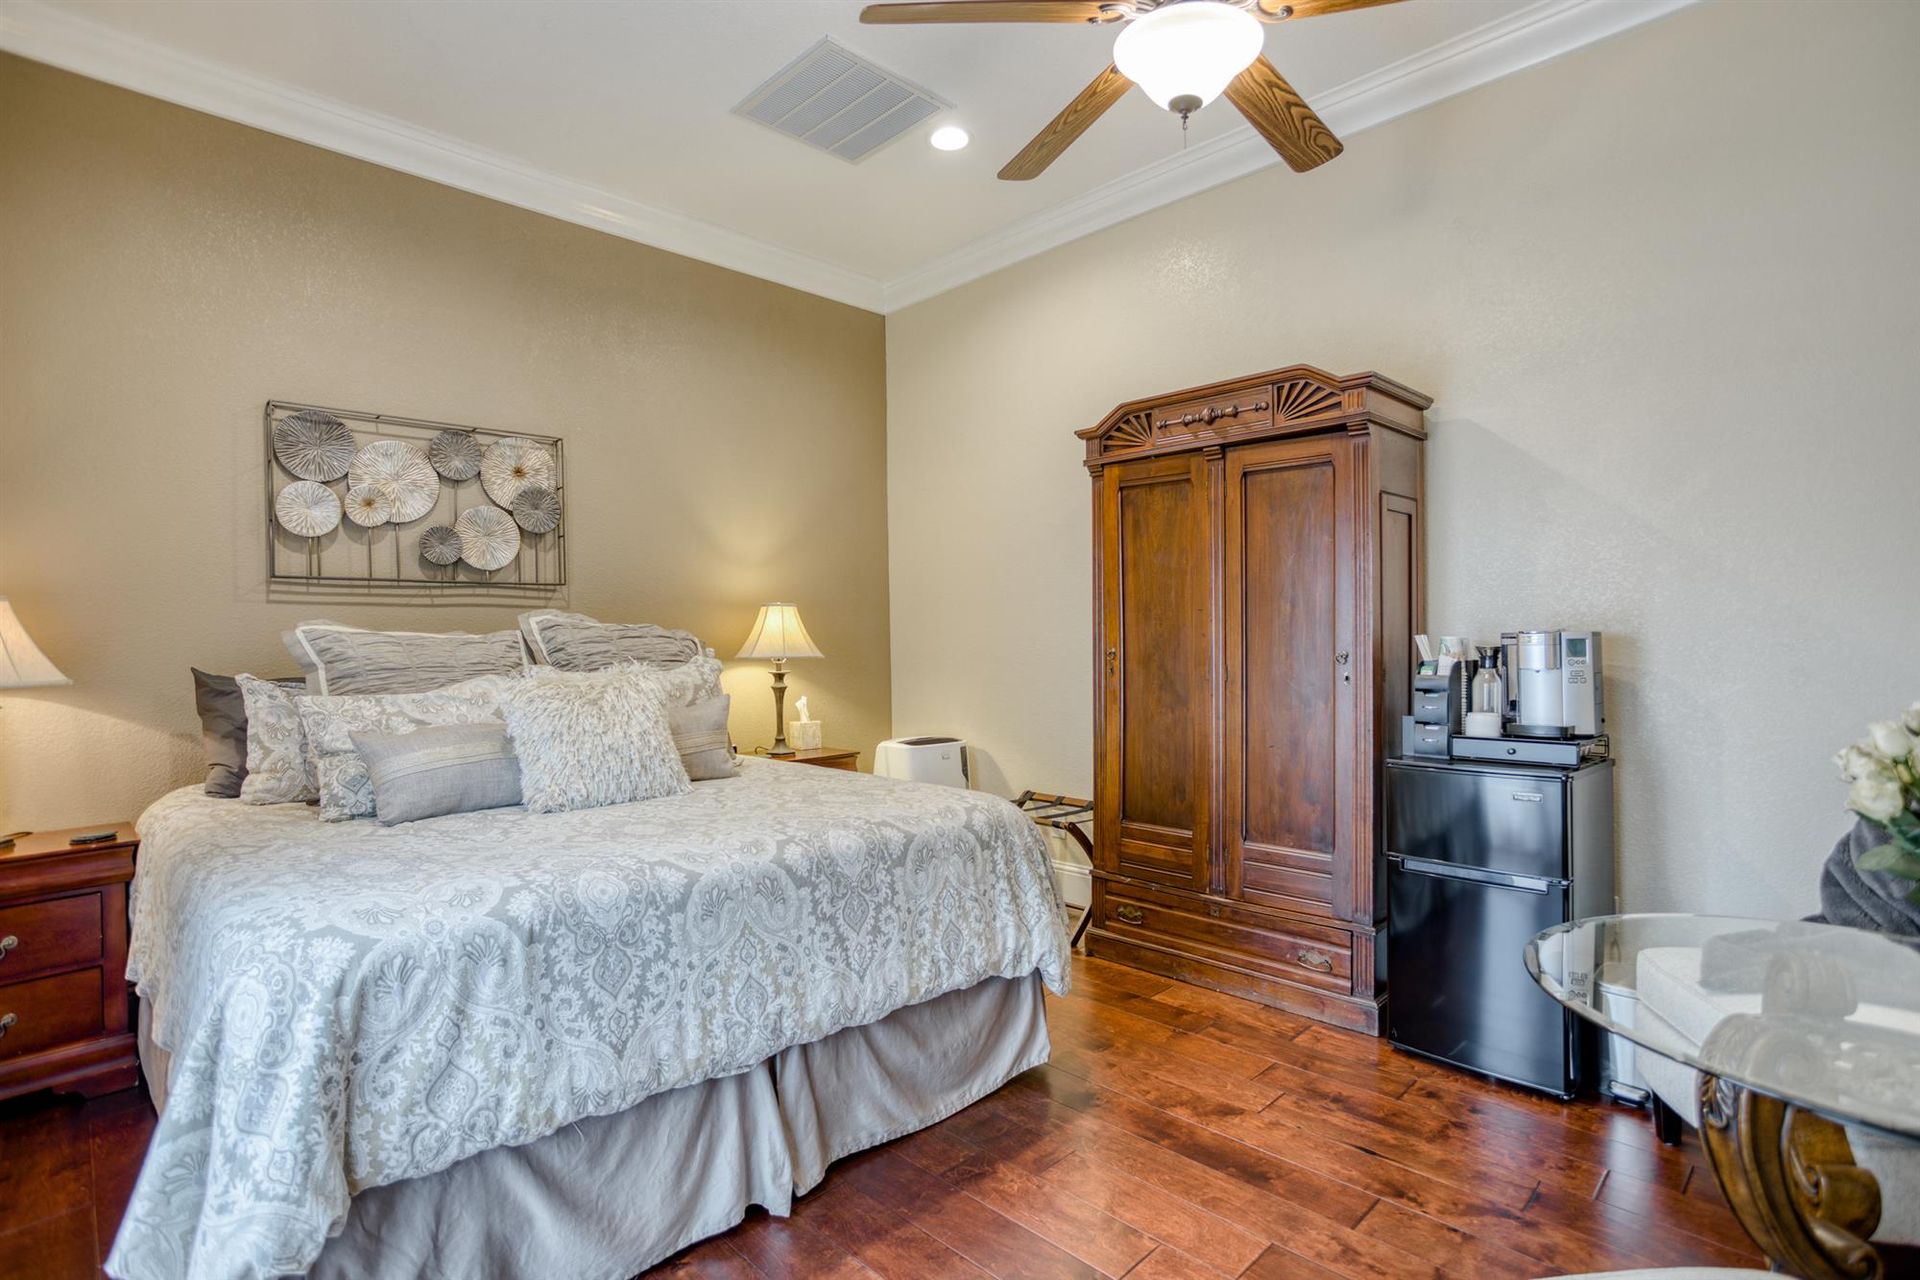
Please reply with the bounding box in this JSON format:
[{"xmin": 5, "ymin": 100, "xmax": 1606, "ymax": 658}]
[{"xmin": 0, "ymin": 953, "xmax": 1760, "ymax": 1279}]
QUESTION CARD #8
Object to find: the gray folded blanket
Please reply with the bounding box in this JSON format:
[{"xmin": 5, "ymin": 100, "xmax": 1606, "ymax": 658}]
[{"xmin": 1810, "ymin": 817, "xmax": 1920, "ymax": 936}]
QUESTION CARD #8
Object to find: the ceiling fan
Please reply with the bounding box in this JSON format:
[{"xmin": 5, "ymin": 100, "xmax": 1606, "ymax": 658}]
[{"xmin": 859, "ymin": 0, "xmax": 1406, "ymax": 180}]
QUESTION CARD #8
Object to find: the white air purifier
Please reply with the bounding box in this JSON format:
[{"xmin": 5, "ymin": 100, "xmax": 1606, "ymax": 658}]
[{"xmin": 872, "ymin": 736, "xmax": 968, "ymax": 788}]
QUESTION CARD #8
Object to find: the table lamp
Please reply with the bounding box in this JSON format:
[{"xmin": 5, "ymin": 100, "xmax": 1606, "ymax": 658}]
[
  {"xmin": 735, "ymin": 603, "xmax": 823, "ymax": 758},
  {"xmin": 0, "ymin": 597, "xmax": 72, "ymax": 850}
]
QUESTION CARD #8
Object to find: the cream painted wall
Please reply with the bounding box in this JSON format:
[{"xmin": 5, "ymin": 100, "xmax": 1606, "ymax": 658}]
[
  {"xmin": 0, "ymin": 55, "xmax": 889, "ymax": 832},
  {"xmin": 886, "ymin": 0, "xmax": 1920, "ymax": 918}
]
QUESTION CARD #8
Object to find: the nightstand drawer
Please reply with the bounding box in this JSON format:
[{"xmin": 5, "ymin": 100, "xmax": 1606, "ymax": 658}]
[
  {"xmin": 0, "ymin": 967, "xmax": 105, "ymax": 1061},
  {"xmin": 0, "ymin": 892, "xmax": 103, "ymax": 982}
]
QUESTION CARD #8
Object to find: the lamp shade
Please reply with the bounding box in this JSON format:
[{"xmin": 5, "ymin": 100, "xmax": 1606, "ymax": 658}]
[
  {"xmin": 0, "ymin": 598, "xmax": 72, "ymax": 689},
  {"xmin": 736, "ymin": 603, "xmax": 824, "ymax": 661}
]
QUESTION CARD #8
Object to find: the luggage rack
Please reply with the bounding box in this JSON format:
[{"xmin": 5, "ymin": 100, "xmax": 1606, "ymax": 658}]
[{"xmin": 1014, "ymin": 791, "xmax": 1094, "ymax": 949}]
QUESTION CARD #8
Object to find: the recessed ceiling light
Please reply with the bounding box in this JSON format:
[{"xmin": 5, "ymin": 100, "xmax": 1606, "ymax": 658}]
[{"xmin": 929, "ymin": 125, "xmax": 970, "ymax": 152}]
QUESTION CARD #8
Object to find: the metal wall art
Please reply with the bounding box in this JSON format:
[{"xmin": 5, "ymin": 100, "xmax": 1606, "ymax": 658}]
[{"xmin": 266, "ymin": 401, "xmax": 565, "ymax": 588}]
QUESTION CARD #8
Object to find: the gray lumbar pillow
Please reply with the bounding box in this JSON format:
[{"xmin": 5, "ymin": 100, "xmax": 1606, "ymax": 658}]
[
  {"xmin": 670, "ymin": 694, "xmax": 737, "ymax": 781},
  {"xmin": 191, "ymin": 668, "xmax": 303, "ymax": 798},
  {"xmin": 351, "ymin": 721, "xmax": 522, "ymax": 826}
]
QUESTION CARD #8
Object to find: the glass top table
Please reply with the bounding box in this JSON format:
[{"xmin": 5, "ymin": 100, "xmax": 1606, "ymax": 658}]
[
  {"xmin": 1526, "ymin": 913, "xmax": 1920, "ymax": 1141},
  {"xmin": 1528, "ymin": 914, "xmax": 1920, "ymax": 1279}
]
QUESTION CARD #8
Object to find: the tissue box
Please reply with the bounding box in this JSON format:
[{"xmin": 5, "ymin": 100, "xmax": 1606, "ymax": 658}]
[{"xmin": 789, "ymin": 719, "xmax": 823, "ymax": 750}]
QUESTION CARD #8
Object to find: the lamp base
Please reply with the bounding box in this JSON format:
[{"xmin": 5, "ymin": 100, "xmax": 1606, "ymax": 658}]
[{"xmin": 767, "ymin": 661, "xmax": 795, "ymax": 758}]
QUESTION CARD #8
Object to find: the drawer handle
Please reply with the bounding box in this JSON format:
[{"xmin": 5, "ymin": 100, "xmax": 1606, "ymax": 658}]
[
  {"xmin": 1297, "ymin": 949, "xmax": 1334, "ymax": 973},
  {"xmin": 0, "ymin": 1012, "xmax": 13, "ymax": 1039},
  {"xmin": 0, "ymin": 934, "xmax": 14, "ymax": 962},
  {"xmin": 1113, "ymin": 904, "xmax": 1145, "ymax": 925}
]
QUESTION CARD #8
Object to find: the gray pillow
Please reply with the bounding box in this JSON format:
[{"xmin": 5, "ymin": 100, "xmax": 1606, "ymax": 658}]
[
  {"xmin": 191, "ymin": 668, "xmax": 302, "ymax": 798},
  {"xmin": 297, "ymin": 674, "xmax": 522, "ymax": 822},
  {"xmin": 352, "ymin": 721, "xmax": 522, "ymax": 826},
  {"xmin": 283, "ymin": 621, "xmax": 528, "ymax": 695},
  {"xmin": 670, "ymin": 695, "xmax": 737, "ymax": 781},
  {"xmin": 518, "ymin": 611, "xmax": 703, "ymax": 672}
]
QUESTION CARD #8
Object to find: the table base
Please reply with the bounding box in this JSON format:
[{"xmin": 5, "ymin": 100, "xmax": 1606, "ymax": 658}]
[{"xmin": 1699, "ymin": 1073, "xmax": 1886, "ymax": 1279}]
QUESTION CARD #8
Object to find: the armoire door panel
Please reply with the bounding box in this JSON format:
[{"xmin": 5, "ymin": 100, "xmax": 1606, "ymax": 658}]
[
  {"xmin": 1099, "ymin": 454, "xmax": 1211, "ymax": 890},
  {"xmin": 1225, "ymin": 437, "xmax": 1353, "ymax": 916}
]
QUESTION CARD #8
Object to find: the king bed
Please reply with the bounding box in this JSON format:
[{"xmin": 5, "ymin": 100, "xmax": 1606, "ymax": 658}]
[{"xmin": 107, "ymin": 757, "xmax": 1070, "ymax": 1280}]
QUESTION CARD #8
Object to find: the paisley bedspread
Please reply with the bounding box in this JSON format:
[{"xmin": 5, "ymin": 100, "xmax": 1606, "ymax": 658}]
[{"xmin": 106, "ymin": 759, "xmax": 1069, "ymax": 1280}]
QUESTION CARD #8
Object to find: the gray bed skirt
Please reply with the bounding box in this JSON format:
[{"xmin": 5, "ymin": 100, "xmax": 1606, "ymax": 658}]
[{"xmin": 135, "ymin": 973, "xmax": 1049, "ymax": 1279}]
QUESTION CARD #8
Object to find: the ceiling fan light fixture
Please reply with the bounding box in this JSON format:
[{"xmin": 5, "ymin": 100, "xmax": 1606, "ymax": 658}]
[
  {"xmin": 929, "ymin": 124, "xmax": 972, "ymax": 150},
  {"xmin": 1113, "ymin": 1, "xmax": 1263, "ymax": 113}
]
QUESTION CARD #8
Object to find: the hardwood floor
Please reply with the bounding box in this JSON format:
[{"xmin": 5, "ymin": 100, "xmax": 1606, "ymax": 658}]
[{"xmin": 0, "ymin": 954, "xmax": 1760, "ymax": 1279}]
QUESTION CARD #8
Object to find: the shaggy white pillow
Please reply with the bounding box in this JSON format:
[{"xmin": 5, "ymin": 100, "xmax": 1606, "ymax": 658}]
[{"xmin": 502, "ymin": 669, "xmax": 691, "ymax": 814}]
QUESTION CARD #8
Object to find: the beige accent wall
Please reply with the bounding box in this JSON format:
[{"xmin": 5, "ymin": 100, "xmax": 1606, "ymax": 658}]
[
  {"xmin": 886, "ymin": 0, "xmax": 1920, "ymax": 918},
  {"xmin": 0, "ymin": 55, "xmax": 889, "ymax": 832}
]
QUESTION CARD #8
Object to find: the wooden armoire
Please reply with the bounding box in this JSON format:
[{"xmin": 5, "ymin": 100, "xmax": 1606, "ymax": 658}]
[{"xmin": 1079, "ymin": 365, "xmax": 1429, "ymax": 1034}]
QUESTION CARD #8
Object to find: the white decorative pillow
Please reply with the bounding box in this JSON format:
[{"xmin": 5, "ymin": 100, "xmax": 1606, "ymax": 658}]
[
  {"xmin": 527, "ymin": 652, "xmax": 722, "ymax": 707},
  {"xmin": 502, "ymin": 669, "xmax": 692, "ymax": 814},
  {"xmin": 237, "ymin": 674, "xmax": 318, "ymax": 805},
  {"xmin": 296, "ymin": 674, "xmax": 522, "ymax": 822}
]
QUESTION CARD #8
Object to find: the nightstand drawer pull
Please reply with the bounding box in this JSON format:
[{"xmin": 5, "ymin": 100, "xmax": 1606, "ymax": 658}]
[
  {"xmin": 0, "ymin": 934, "xmax": 15, "ymax": 962},
  {"xmin": 1113, "ymin": 903, "xmax": 1146, "ymax": 925},
  {"xmin": 0, "ymin": 1012, "xmax": 14, "ymax": 1038},
  {"xmin": 1296, "ymin": 949, "xmax": 1334, "ymax": 973}
]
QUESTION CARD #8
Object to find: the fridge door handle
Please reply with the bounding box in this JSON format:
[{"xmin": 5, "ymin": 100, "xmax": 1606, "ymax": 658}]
[{"xmin": 1388, "ymin": 854, "xmax": 1562, "ymax": 894}]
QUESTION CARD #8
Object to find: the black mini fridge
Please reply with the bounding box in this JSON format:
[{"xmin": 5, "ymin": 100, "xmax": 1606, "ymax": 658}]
[{"xmin": 1385, "ymin": 756, "xmax": 1614, "ymax": 1098}]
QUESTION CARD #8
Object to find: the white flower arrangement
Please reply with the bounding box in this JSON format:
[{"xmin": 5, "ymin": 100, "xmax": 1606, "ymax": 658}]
[{"xmin": 1835, "ymin": 700, "xmax": 1920, "ymax": 902}]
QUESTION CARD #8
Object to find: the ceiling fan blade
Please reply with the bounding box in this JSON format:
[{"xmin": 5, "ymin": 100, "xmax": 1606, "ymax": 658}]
[
  {"xmin": 1255, "ymin": 0, "xmax": 1407, "ymax": 19},
  {"xmin": 1223, "ymin": 56, "xmax": 1343, "ymax": 173},
  {"xmin": 999, "ymin": 64, "xmax": 1134, "ymax": 180},
  {"xmin": 861, "ymin": 1, "xmax": 1124, "ymax": 24}
]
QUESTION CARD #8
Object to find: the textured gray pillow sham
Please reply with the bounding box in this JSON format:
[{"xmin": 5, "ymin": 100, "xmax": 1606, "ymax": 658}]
[
  {"xmin": 191, "ymin": 668, "xmax": 303, "ymax": 798},
  {"xmin": 502, "ymin": 670, "xmax": 692, "ymax": 814},
  {"xmin": 669, "ymin": 695, "xmax": 737, "ymax": 781},
  {"xmin": 283, "ymin": 621, "xmax": 529, "ymax": 695},
  {"xmin": 518, "ymin": 610, "xmax": 703, "ymax": 672},
  {"xmin": 352, "ymin": 722, "xmax": 522, "ymax": 825}
]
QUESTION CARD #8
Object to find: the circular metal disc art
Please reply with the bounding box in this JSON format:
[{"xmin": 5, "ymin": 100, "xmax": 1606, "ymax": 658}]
[
  {"xmin": 348, "ymin": 441, "xmax": 439, "ymax": 524},
  {"xmin": 481, "ymin": 437, "xmax": 555, "ymax": 508},
  {"xmin": 419, "ymin": 525, "xmax": 463, "ymax": 566},
  {"xmin": 428, "ymin": 430, "xmax": 483, "ymax": 482},
  {"xmin": 344, "ymin": 484, "xmax": 394, "ymax": 528},
  {"xmin": 274, "ymin": 480, "xmax": 342, "ymax": 537},
  {"xmin": 272, "ymin": 410, "xmax": 356, "ymax": 482},
  {"xmin": 455, "ymin": 506, "xmax": 521, "ymax": 571},
  {"xmin": 511, "ymin": 485, "xmax": 562, "ymax": 534}
]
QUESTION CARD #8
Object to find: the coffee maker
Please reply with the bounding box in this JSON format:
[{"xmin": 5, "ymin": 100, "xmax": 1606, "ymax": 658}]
[{"xmin": 1503, "ymin": 630, "xmax": 1604, "ymax": 738}]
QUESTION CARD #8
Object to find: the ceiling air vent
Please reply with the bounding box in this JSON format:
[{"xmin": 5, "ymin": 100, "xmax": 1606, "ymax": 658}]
[{"xmin": 734, "ymin": 38, "xmax": 948, "ymax": 163}]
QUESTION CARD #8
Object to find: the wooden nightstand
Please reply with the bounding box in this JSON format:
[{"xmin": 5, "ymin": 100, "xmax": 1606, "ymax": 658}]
[
  {"xmin": 783, "ymin": 747, "xmax": 860, "ymax": 771},
  {"xmin": 0, "ymin": 824, "xmax": 139, "ymax": 1101}
]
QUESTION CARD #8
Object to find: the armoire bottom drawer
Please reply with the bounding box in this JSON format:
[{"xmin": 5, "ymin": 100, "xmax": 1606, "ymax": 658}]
[{"xmin": 1097, "ymin": 881, "xmax": 1353, "ymax": 993}]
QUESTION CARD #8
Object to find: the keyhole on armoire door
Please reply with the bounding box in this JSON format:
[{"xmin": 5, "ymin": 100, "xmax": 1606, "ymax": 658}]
[
  {"xmin": 1105, "ymin": 648, "xmax": 1117, "ymax": 678},
  {"xmin": 1335, "ymin": 651, "xmax": 1350, "ymax": 685}
]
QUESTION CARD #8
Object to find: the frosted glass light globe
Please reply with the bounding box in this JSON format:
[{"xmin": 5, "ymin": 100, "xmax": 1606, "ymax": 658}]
[{"xmin": 1113, "ymin": 2, "xmax": 1264, "ymax": 113}]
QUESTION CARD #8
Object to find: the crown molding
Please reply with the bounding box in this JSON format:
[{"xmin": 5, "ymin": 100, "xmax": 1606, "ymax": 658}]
[
  {"xmin": 0, "ymin": 0, "xmax": 1694, "ymax": 316},
  {"xmin": 879, "ymin": 0, "xmax": 1697, "ymax": 311},
  {"xmin": 0, "ymin": 0, "xmax": 888, "ymax": 312}
]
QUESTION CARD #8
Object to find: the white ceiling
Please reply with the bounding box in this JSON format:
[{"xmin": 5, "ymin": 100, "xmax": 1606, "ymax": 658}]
[{"xmin": 0, "ymin": 0, "xmax": 1691, "ymax": 311}]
